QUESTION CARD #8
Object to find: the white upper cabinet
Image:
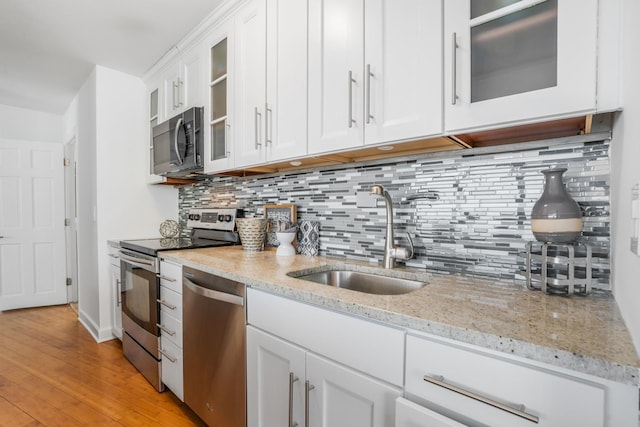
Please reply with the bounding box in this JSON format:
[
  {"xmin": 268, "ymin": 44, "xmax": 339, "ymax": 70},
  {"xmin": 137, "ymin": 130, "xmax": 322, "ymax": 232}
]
[
  {"xmin": 444, "ymin": 0, "xmax": 599, "ymax": 132},
  {"xmin": 234, "ymin": 0, "xmax": 308, "ymax": 169},
  {"xmin": 265, "ymin": 0, "xmax": 308, "ymax": 163},
  {"xmin": 162, "ymin": 45, "xmax": 204, "ymax": 119},
  {"xmin": 203, "ymin": 18, "xmax": 235, "ymax": 173},
  {"xmin": 308, "ymin": 0, "xmax": 442, "ymax": 155},
  {"xmin": 233, "ymin": 0, "xmax": 267, "ymax": 168}
]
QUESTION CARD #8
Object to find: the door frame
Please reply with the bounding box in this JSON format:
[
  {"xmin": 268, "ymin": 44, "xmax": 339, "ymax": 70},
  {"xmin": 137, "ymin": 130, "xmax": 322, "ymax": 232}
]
[{"xmin": 64, "ymin": 137, "xmax": 78, "ymax": 303}]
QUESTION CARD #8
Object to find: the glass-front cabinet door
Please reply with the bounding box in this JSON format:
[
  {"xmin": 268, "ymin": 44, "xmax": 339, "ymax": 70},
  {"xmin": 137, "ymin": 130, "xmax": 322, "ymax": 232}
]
[
  {"xmin": 203, "ymin": 19, "xmax": 235, "ymax": 173},
  {"xmin": 444, "ymin": 0, "xmax": 598, "ymax": 132}
]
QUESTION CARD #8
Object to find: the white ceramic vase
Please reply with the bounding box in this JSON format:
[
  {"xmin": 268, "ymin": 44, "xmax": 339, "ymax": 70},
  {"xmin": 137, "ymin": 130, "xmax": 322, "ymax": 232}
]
[{"xmin": 275, "ymin": 232, "xmax": 296, "ymax": 256}]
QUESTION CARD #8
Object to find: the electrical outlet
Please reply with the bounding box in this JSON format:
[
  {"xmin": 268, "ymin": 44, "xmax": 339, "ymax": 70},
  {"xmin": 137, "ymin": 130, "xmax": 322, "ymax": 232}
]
[{"xmin": 356, "ymin": 191, "xmax": 377, "ymax": 208}]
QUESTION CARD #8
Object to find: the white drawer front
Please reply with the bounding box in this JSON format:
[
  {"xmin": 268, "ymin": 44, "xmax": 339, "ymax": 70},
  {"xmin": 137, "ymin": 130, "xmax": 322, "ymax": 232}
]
[
  {"xmin": 405, "ymin": 334, "xmax": 605, "ymax": 427},
  {"xmin": 159, "ymin": 260, "xmax": 182, "ymax": 294},
  {"xmin": 396, "ymin": 397, "xmax": 466, "ymax": 427},
  {"xmin": 159, "ymin": 285, "xmax": 182, "ymax": 321},
  {"xmin": 160, "ymin": 337, "xmax": 183, "ymax": 401},
  {"xmin": 247, "ymin": 288, "xmax": 404, "ymax": 387},
  {"xmin": 159, "ymin": 310, "xmax": 182, "ymax": 348}
]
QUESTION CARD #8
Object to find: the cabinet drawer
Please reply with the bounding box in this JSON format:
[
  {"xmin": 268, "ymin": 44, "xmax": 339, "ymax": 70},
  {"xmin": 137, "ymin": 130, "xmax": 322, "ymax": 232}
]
[
  {"xmin": 159, "ymin": 260, "xmax": 182, "ymax": 294},
  {"xmin": 159, "ymin": 310, "xmax": 182, "ymax": 348},
  {"xmin": 160, "ymin": 337, "xmax": 183, "ymax": 401},
  {"xmin": 405, "ymin": 334, "xmax": 605, "ymax": 427},
  {"xmin": 247, "ymin": 288, "xmax": 404, "ymax": 386},
  {"xmin": 396, "ymin": 397, "xmax": 465, "ymax": 427},
  {"xmin": 159, "ymin": 285, "xmax": 182, "ymax": 321}
]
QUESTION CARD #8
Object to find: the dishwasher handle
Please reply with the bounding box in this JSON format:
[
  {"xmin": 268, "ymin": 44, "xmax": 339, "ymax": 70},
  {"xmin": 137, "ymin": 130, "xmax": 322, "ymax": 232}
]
[{"xmin": 183, "ymin": 277, "xmax": 244, "ymax": 307}]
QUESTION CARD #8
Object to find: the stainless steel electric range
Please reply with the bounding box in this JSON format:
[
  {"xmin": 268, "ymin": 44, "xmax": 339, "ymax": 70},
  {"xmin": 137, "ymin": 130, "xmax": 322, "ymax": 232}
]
[{"xmin": 118, "ymin": 208, "xmax": 239, "ymax": 391}]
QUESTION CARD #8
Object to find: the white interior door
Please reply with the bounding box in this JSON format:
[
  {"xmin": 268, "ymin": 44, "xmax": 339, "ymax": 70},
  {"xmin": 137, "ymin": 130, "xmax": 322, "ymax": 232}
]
[{"xmin": 0, "ymin": 140, "xmax": 67, "ymax": 311}]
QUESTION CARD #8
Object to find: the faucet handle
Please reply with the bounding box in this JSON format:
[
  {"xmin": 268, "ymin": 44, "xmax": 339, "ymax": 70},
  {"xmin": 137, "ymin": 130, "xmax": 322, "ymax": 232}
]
[{"xmin": 393, "ymin": 233, "xmax": 414, "ymax": 261}]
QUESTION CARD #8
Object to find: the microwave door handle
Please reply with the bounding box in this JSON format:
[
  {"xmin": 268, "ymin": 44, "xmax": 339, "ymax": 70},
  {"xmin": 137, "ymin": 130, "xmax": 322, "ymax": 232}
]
[{"xmin": 174, "ymin": 117, "xmax": 184, "ymax": 165}]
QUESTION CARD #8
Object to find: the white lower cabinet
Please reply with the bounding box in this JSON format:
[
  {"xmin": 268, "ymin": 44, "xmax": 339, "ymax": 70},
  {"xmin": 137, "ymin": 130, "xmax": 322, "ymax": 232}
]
[
  {"xmin": 108, "ymin": 245, "xmax": 122, "ymax": 340},
  {"xmin": 158, "ymin": 260, "xmax": 184, "ymax": 401},
  {"xmin": 246, "ymin": 288, "xmax": 403, "ymax": 426},
  {"xmin": 404, "ymin": 333, "xmax": 637, "ymax": 427},
  {"xmin": 396, "ymin": 397, "xmax": 466, "ymax": 427},
  {"xmin": 247, "ymin": 326, "xmax": 400, "ymax": 427}
]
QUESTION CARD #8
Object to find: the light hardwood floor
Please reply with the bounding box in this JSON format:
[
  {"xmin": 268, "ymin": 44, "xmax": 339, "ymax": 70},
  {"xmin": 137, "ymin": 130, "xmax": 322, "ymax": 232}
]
[{"xmin": 0, "ymin": 304, "xmax": 206, "ymax": 426}]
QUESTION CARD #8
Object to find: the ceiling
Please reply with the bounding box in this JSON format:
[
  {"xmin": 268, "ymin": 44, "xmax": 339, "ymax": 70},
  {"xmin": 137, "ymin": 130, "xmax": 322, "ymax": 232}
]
[{"xmin": 0, "ymin": 0, "xmax": 225, "ymax": 114}]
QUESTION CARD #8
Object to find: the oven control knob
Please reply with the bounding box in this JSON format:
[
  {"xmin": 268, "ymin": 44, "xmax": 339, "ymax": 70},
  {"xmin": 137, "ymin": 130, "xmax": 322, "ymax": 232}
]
[
  {"xmin": 190, "ymin": 214, "xmax": 200, "ymax": 221},
  {"xmin": 224, "ymin": 215, "xmax": 233, "ymax": 222},
  {"xmin": 218, "ymin": 214, "xmax": 225, "ymax": 222}
]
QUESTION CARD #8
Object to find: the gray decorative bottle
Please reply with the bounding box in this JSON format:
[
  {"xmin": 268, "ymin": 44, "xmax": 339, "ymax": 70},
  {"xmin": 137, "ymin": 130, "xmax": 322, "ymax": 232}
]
[{"xmin": 531, "ymin": 168, "xmax": 583, "ymax": 243}]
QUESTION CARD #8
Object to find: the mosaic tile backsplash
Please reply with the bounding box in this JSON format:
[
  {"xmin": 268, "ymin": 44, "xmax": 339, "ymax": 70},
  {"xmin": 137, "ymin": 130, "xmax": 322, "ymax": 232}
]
[{"xmin": 179, "ymin": 134, "xmax": 611, "ymax": 289}]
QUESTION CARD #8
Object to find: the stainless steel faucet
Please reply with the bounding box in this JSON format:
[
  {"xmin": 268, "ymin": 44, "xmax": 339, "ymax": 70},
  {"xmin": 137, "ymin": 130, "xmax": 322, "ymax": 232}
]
[{"xmin": 370, "ymin": 185, "xmax": 414, "ymax": 268}]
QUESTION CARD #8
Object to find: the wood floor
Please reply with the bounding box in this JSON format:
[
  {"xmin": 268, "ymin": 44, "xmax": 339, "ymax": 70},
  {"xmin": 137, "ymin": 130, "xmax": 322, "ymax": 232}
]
[{"xmin": 0, "ymin": 304, "xmax": 206, "ymax": 426}]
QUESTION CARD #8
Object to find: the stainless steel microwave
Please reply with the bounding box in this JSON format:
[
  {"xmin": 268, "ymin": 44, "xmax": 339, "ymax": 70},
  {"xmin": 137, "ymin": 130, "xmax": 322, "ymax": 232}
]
[{"xmin": 152, "ymin": 106, "xmax": 203, "ymax": 177}]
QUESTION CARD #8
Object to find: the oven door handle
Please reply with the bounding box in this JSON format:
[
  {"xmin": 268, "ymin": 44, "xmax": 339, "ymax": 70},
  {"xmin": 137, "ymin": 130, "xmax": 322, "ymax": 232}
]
[{"xmin": 184, "ymin": 277, "xmax": 244, "ymax": 306}]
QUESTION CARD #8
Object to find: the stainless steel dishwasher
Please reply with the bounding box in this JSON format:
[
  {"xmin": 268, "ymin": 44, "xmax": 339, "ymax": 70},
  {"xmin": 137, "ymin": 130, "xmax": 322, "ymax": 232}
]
[{"xmin": 183, "ymin": 266, "xmax": 246, "ymax": 427}]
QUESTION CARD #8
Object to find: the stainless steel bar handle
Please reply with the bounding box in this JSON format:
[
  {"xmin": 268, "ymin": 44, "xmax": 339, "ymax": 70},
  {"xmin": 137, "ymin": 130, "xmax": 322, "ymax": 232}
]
[
  {"xmin": 366, "ymin": 64, "xmax": 373, "ymax": 124},
  {"xmin": 157, "ymin": 274, "xmax": 176, "ymax": 282},
  {"xmin": 451, "ymin": 32, "xmax": 458, "ymax": 105},
  {"xmin": 265, "ymin": 104, "xmax": 273, "ymax": 146},
  {"xmin": 225, "ymin": 122, "xmax": 231, "ymax": 157},
  {"xmin": 156, "ymin": 323, "xmax": 176, "ymax": 336},
  {"xmin": 423, "ymin": 374, "xmax": 539, "ymax": 424},
  {"xmin": 289, "ymin": 372, "xmax": 299, "ymax": 427},
  {"xmin": 254, "ymin": 107, "xmax": 262, "ymax": 149},
  {"xmin": 172, "ymin": 80, "xmax": 178, "ymax": 108},
  {"xmin": 108, "ymin": 253, "xmax": 119, "ymax": 259},
  {"xmin": 305, "ymin": 380, "xmax": 315, "ymax": 427},
  {"xmin": 156, "ymin": 298, "xmax": 177, "ymax": 311},
  {"xmin": 177, "ymin": 77, "xmax": 183, "ymax": 107},
  {"xmin": 116, "ymin": 279, "xmax": 122, "ymax": 305},
  {"xmin": 159, "ymin": 348, "xmax": 177, "ymax": 363},
  {"xmin": 183, "ymin": 277, "xmax": 244, "ymax": 306},
  {"xmin": 174, "ymin": 117, "xmax": 184, "ymax": 165},
  {"xmin": 348, "ymin": 71, "xmax": 356, "ymax": 128}
]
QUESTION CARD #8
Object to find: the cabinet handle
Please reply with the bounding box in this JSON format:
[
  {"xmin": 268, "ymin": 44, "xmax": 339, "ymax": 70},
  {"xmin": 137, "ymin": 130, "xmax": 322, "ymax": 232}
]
[
  {"xmin": 348, "ymin": 71, "xmax": 356, "ymax": 128},
  {"xmin": 451, "ymin": 33, "xmax": 458, "ymax": 105},
  {"xmin": 177, "ymin": 77, "xmax": 183, "ymax": 107},
  {"xmin": 289, "ymin": 372, "xmax": 299, "ymax": 427},
  {"xmin": 265, "ymin": 104, "xmax": 273, "ymax": 146},
  {"xmin": 172, "ymin": 80, "xmax": 179, "ymax": 109},
  {"xmin": 116, "ymin": 279, "xmax": 122, "ymax": 305},
  {"xmin": 156, "ymin": 299, "xmax": 177, "ymax": 310},
  {"xmin": 156, "ymin": 323, "xmax": 176, "ymax": 336},
  {"xmin": 305, "ymin": 380, "xmax": 315, "ymax": 427},
  {"xmin": 366, "ymin": 64, "xmax": 374, "ymax": 124},
  {"xmin": 159, "ymin": 348, "xmax": 177, "ymax": 363},
  {"xmin": 225, "ymin": 122, "xmax": 231, "ymax": 158},
  {"xmin": 157, "ymin": 274, "xmax": 176, "ymax": 282},
  {"xmin": 254, "ymin": 107, "xmax": 262, "ymax": 149},
  {"xmin": 108, "ymin": 253, "xmax": 119, "ymax": 259},
  {"xmin": 423, "ymin": 374, "xmax": 539, "ymax": 424}
]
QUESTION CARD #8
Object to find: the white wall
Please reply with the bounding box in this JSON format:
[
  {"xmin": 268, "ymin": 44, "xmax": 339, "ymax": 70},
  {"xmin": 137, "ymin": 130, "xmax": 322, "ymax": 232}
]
[
  {"xmin": 611, "ymin": 0, "xmax": 640, "ymax": 354},
  {"xmin": 67, "ymin": 65, "xmax": 177, "ymax": 342},
  {"xmin": 0, "ymin": 104, "xmax": 64, "ymax": 142}
]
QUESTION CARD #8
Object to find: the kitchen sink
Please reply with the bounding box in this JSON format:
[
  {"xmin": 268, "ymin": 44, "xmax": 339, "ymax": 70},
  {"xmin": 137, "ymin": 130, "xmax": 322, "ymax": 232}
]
[{"xmin": 290, "ymin": 269, "xmax": 427, "ymax": 295}]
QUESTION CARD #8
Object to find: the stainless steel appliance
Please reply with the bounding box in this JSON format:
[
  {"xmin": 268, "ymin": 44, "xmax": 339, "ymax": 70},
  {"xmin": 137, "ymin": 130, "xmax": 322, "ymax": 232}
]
[
  {"xmin": 152, "ymin": 106, "xmax": 203, "ymax": 177},
  {"xmin": 119, "ymin": 208, "xmax": 239, "ymax": 392},
  {"xmin": 183, "ymin": 266, "xmax": 246, "ymax": 427}
]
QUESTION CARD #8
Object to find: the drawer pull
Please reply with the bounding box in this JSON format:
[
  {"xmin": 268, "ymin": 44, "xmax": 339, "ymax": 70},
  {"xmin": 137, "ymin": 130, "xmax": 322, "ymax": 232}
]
[
  {"xmin": 157, "ymin": 299, "xmax": 177, "ymax": 310},
  {"xmin": 159, "ymin": 348, "xmax": 177, "ymax": 363},
  {"xmin": 423, "ymin": 374, "xmax": 539, "ymax": 424},
  {"xmin": 157, "ymin": 274, "xmax": 177, "ymax": 282},
  {"xmin": 156, "ymin": 323, "xmax": 176, "ymax": 336}
]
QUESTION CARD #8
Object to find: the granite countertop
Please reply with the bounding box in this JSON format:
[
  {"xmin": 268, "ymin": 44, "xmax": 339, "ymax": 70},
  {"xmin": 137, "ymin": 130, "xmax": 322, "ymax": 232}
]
[{"xmin": 161, "ymin": 246, "xmax": 640, "ymax": 386}]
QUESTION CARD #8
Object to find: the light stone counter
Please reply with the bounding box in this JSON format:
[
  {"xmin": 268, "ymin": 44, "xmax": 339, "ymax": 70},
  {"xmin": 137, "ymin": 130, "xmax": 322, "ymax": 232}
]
[{"xmin": 161, "ymin": 246, "xmax": 640, "ymax": 386}]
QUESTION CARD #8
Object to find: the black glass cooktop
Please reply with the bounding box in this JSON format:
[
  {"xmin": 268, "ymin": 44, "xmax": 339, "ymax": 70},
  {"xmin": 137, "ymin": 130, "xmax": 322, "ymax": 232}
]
[{"xmin": 120, "ymin": 229, "xmax": 239, "ymax": 257}]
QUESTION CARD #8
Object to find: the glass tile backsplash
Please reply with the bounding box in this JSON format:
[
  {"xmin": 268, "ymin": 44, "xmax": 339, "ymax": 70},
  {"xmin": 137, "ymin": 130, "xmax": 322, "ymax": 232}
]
[{"xmin": 179, "ymin": 136, "xmax": 610, "ymax": 289}]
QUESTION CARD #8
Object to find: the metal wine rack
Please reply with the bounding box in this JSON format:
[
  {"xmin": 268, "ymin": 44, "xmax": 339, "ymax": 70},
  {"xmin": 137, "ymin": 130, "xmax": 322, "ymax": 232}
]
[{"xmin": 525, "ymin": 241, "xmax": 593, "ymax": 296}]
